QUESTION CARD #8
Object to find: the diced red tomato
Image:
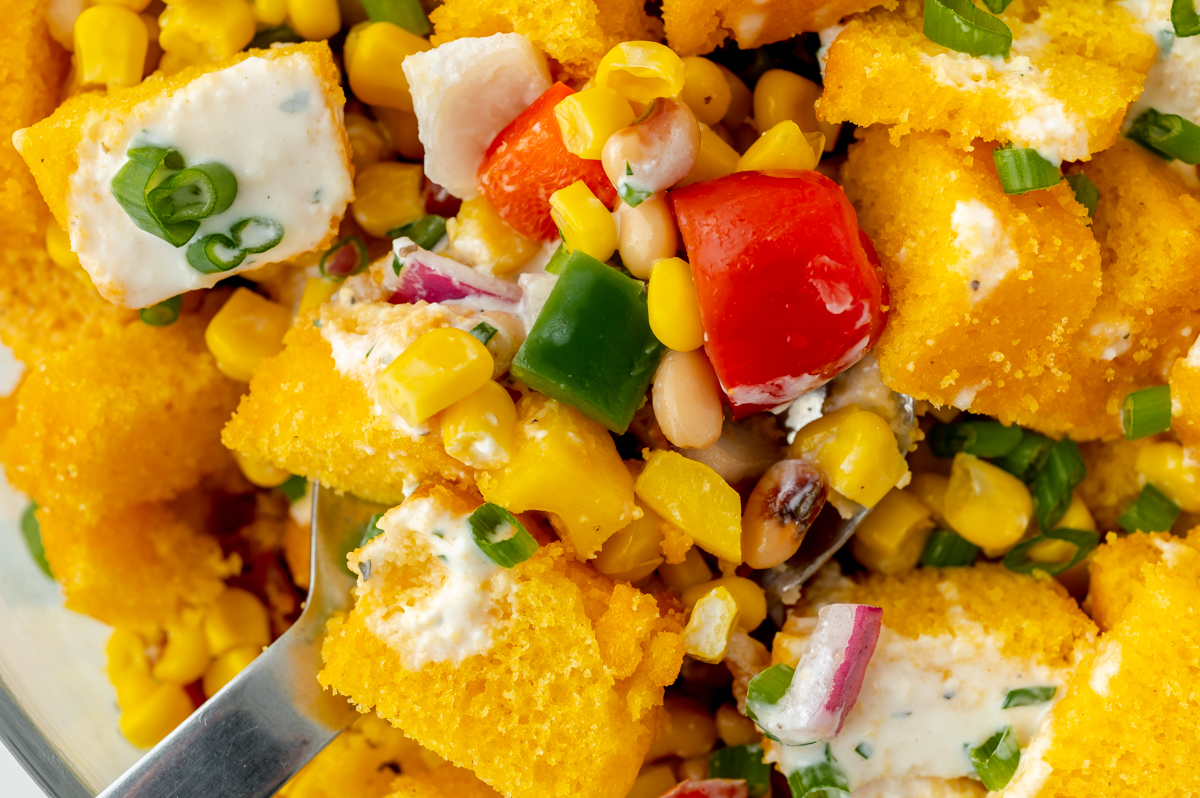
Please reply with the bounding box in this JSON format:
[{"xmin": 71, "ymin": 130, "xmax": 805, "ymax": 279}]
[
  {"xmin": 660, "ymin": 779, "xmax": 749, "ymax": 798},
  {"xmin": 477, "ymin": 82, "xmax": 618, "ymax": 241},
  {"xmin": 670, "ymin": 170, "xmax": 888, "ymax": 418}
]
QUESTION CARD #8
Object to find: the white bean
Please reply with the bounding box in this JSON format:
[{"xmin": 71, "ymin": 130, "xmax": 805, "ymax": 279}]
[{"xmin": 652, "ymin": 349, "xmax": 723, "ymax": 450}]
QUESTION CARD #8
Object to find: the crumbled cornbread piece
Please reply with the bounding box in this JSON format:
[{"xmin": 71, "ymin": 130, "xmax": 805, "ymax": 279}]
[
  {"xmin": 820, "ymin": 0, "xmax": 1155, "ymax": 163},
  {"xmin": 38, "ymin": 502, "xmax": 234, "ymax": 631},
  {"xmin": 1170, "ymin": 342, "xmax": 1200, "ymax": 455},
  {"xmin": 1084, "ymin": 530, "xmax": 1198, "ymax": 632},
  {"xmin": 221, "ymin": 302, "xmax": 473, "ymax": 507},
  {"xmin": 319, "ymin": 483, "xmax": 685, "ymax": 798},
  {"xmin": 429, "ymin": 0, "xmax": 658, "ymax": 80},
  {"xmin": 386, "ymin": 765, "xmax": 503, "ymax": 798},
  {"xmin": 1077, "ymin": 438, "xmax": 1153, "ymax": 532},
  {"xmin": 279, "ymin": 713, "xmax": 430, "ymax": 798},
  {"xmin": 663, "ymin": 0, "xmax": 896, "ymax": 56},
  {"xmin": 2, "ymin": 316, "xmax": 242, "ymax": 520}
]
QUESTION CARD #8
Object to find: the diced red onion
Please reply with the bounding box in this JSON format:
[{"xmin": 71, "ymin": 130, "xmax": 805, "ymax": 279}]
[
  {"xmin": 385, "ymin": 240, "xmax": 521, "ymax": 307},
  {"xmin": 660, "ymin": 779, "xmax": 749, "ymax": 798}
]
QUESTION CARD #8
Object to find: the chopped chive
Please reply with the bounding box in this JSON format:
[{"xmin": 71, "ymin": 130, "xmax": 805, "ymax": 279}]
[
  {"xmin": 386, "ymin": 214, "xmax": 447, "ymax": 249},
  {"xmin": 968, "ymin": 726, "xmax": 1020, "ymax": 791},
  {"xmin": 1002, "ymin": 686, "xmax": 1057, "ymax": 709},
  {"xmin": 20, "ymin": 502, "xmax": 52, "ymax": 579},
  {"xmin": 617, "ymin": 182, "xmax": 653, "ymax": 208},
  {"xmin": 747, "ymin": 663, "xmax": 795, "ymax": 708},
  {"xmin": 1117, "ymin": 483, "xmax": 1180, "ymax": 533},
  {"xmin": 787, "ymin": 745, "xmax": 851, "ymax": 798},
  {"xmin": 1127, "ymin": 108, "xmax": 1200, "ymax": 164},
  {"xmin": 230, "ymin": 217, "xmax": 284, "ymax": 254},
  {"xmin": 320, "ymin": 236, "xmax": 369, "ymax": 278},
  {"xmin": 187, "ymin": 232, "xmax": 246, "ymax": 274},
  {"xmin": 468, "ymin": 503, "xmax": 538, "ymax": 568},
  {"xmin": 1121, "ymin": 384, "xmax": 1172, "ymax": 440},
  {"xmin": 249, "ymin": 24, "xmax": 303, "ymax": 48},
  {"xmin": 146, "ymin": 162, "xmax": 237, "ymax": 225},
  {"xmin": 360, "ymin": 512, "xmax": 387, "ymax": 548},
  {"xmin": 920, "ymin": 529, "xmax": 981, "ymax": 567},
  {"xmin": 279, "ymin": 474, "xmax": 308, "ymax": 503},
  {"xmin": 993, "ymin": 145, "xmax": 1061, "ymax": 194},
  {"xmin": 854, "ymin": 742, "xmax": 873, "ymax": 759},
  {"xmin": 993, "ymin": 430, "xmax": 1054, "ymax": 483},
  {"xmin": 360, "ymin": 0, "xmax": 431, "ymax": 35},
  {"xmin": 111, "ymin": 146, "xmax": 200, "ymax": 247},
  {"xmin": 543, "ymin": 243, "xmax": 571, "ymax": 275},
  {"xmin": 1064, "ymin": 173, "xmax": 1100, "ymax": 216},
  {"xmin": 928, "ymin": 419, "xmax": 1023, "ymax": 458},
  {"xmin": 923, "ymin": 0, "xmax": 1012, "ymax": 58},
  {"xmin": 1003, "ymin": 528, "xmax": 1099, "ymax": 576},
  {"xmin": 1031, "ymin": 439, "xmax": 1086, "ymax": 531},
  {"xmin": 979, "ymin": 0, "xmax": 1013, "ymax": 11},
  {"xmin": 469, "ymin": 321, "xmax": 498, "ymax": 345},
  {"xmin": 709, "ymin": 744, "xmax": 771, "ymax": 798},
  {"xmin": 1173, "ymin": 0, "xmax": 1200, "ymax": 37},
  {"xmin": 139, "ymin": 295, "xmax": 183, "ymax": 326}
]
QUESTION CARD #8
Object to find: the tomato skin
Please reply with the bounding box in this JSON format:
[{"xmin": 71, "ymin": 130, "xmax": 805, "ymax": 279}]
[
  {"xmin": 669, "ymin": 170, "xmax": 888, "ymax": 418},
  {"xmin": 660, "ymin": 779, "xmax": 749, "ymax": 798},
  {"xmin": 477, "ymin": 82, "xmax": 618, "ymax": 241}
]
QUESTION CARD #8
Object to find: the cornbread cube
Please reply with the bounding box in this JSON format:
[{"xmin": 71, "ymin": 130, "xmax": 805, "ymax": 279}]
[
  {"xmin": 1171, "ymin": 342, "xmax": 1200, "ymax": 455},
  {"xmin": 279, "ymin": 713, "xmax": 430, "ymax": 798},
  {"xmin": 819, "ymin": 0, "xmax": 1156, "ymax": 163},
  {"xmin": 221, "ymin": 301, "xmax": 479, "ymax": 507},
  {"xmin": 14, "ymin": 43, "xmax": 352, "ymax": 308},
  {"xmin": 663, "ymin": 0, "xmax": 895, "ymax": 56},
  {"xmin": 1077, "ymin": 438, "xmax": 1152, "ymax": 533},
  {"xmin": 319, "ymin": 483, "xmax": 685, "ymax": 798},
  {"xmin": 2, "ymin": 315, "xmax": 243, "ymax": 521},
  {"xmin": 1083, "ymin": 530, "xmax": 1198, "ymax": 632},
  {"xmin": 386, "ymin": 765, "xmax": 503, "ymax": 798},
  {"xmin": 429, "ymin": 0, "xmax": 658, "ymax": 80}
]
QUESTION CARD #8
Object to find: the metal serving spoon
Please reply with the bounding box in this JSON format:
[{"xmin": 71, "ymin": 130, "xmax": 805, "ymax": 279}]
[{"xmin": 98, "ymin": 485, "xmax": 386, "ymax": 798}]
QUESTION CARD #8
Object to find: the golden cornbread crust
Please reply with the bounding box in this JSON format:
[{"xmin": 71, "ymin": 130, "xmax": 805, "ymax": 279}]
[
  {"xmin": 1084, "ymin": 529, "xmax": 1199, "ymax": 633},
  {"xmin": 1170, "ymin": 353, "xmax": 1200, "ymax": 454},
  {"xmin": 386, "ymin": 766, "xmax": 503, "ymax": 798},
  {"xmin": 661, "ymin": 0, "xmax": 897, "ymax": 56}
]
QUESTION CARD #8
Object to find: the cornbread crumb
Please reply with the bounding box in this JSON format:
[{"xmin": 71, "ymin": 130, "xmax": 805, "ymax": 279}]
[
  {"xmin": 662, "ymin": 0, "xmax": 896, "ymax": 56},
  {"xmin": 279, "ymin": 713, "xmax": 431, "ymax": 798},
  {"xmin": 386, "ymin": 765, "xmax": 503, "ymax": 798},
  {"xmin": 1084, "ymin": 530, "xmax": 1198, "ymax": 632}
]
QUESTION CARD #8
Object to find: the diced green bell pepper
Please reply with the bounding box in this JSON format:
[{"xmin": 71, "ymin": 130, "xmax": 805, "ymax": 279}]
[{"xmin": 512, "ymin": 250, "xmax": 664, "ymax": 433}]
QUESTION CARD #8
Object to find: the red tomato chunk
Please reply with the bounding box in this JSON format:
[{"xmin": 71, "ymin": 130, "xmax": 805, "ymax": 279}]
[{"xmin": 660, "ymin": 779, "xmax": 750, "ymax": 798}]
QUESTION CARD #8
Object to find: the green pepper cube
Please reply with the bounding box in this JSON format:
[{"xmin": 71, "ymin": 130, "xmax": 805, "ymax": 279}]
[{"xmin": 512, "ymin": 250, "xmax": 664, "ymax": 433}]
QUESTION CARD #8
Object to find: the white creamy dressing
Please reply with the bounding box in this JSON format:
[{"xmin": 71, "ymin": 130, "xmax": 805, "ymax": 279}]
[
  {"xmin": 1088, "ymin": 638, "xmax": 1122, "ymax": 697},
  {"xmin": 59, "ymin": 54, "xmax": 353, "ymax": 308},
  {"xmin": 351, "ymin": 496, "xmax": 515, "ymax": 669},
  {"xmin": 517, "ymin": 272, "xmax": 559, "ymax": 333},
  {"xmin": 1120, "ymin": 0, "xmax": 1200, "ymax": 129},
  {"xmin": 951, "ymin": 383, "xmax": 985, "ymax": 411},
  {"xmin": 996, "ymin": 711, "xmax": 1056, "ymax": 798},
  {"xmin": 1088, "ymin": 319, "xmax": 1133, "ymax": 361},
  {"xmin": 949, "ymin": 199, "xmax": 1019, "ymax": 304}
]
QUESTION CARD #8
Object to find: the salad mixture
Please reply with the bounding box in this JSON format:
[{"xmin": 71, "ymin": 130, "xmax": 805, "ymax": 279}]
[{"xmin": 3, "ymin": 0, "xmax": 1200, "ymax": 796}]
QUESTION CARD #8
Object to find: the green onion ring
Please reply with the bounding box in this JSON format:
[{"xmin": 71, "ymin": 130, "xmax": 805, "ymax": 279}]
[
  {"xmin": 1117, "ymin": 483, "xmax": 1181, "ymax": 533},
  {"xmin": 979, "ymin": 0, "xmax": 1013, "ymax": 13},
  {"xmin": 1121, "ymin": 384, "xmax": 1172, "ymax": 440},
  {"xmin": 320, "ymin": 236, "xmax": 369, "ymax": 278},
  {"xmin": 360, "ymin": 0, "xmax": 431, "ymax": 35},
  {"xmin": 968, "ymin": 726, "xmax": 1020, "ymax": 790},
  {"xmin": 110, "ymin": 146, "xmax": 199, "ymax": 247},
  {"xmin": 231, "ymin": 217, "xmax": 285, "ymax": 254},
  {"xmin": 139, "ymin": 295, "xmax": 184, "ymax": 326},
  {"xmin": 146, "ymin": 162, "xmax": 238, "ymax": 225},
  {"xmin": 385, "ymin": 214, "xmax": 447, "ymax": 249},
  {"xmin": 1003, "ymin": 528, "xmax": 1099, "ymax": 577},
  {"xmin": 1127, "ymin": 108, "xmax": 1200, "ymax": 164},
  {"xmin": 187, "ymin": 232, "xmax": 247, "ymax": 274},
  {"xmin": 468, "ymin": 503, "xmax": 538, "ymax": 568},
  {"xmin": 1002, "ymin": 686, "xmax": 1056, "ymax": 708},
  {"xmin": 1031, "ymin": 438, "xmax": 1086, "ymax": 530},
  {"xmin": 993, "ymin": 145, "xmax": 1061, "ymax": 194},
  {"xmin": 919, "ymin": 529, "xmax": 981, "ymax": 567},
  {"xmin": 1064, "ymin": 173, "xmax": 1100, "ymax": 216},
  {"xmin": 923, "ymin": 0, "xmax": 1012, "ymax": 59},
  {"xmin": 1173, "ymin": 0, "xmax": 1200, "ymax": 37}
]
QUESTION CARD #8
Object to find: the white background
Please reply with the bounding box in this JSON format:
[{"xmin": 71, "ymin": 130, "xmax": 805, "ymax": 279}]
[{"xmin": 0, "ymin": 745, "xmax": 49, "ymax": 797}]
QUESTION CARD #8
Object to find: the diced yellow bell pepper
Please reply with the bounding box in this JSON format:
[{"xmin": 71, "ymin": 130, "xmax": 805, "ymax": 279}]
[
  {"xmin": 554, "ymin": 86, "xmax": 635, "ymax": 160},
  {"xmin": 152, "ymin": 615, "xmax": 210, "ymax": 685},
  {"xmin": 851, "ymin": 488, "xmax": 935, "ymax": 574},
  {"xmin": 205, "ymin": 287, "xmax": 291, "ymax": 382},
  {"xmin": 549, "ymin": 180, "xmax": 618, "ymax": 262},
  {"xmin": 448, "ymin": 196, "xmax": 540, "ymax": 276},
  {"xmin": 376, "ymin": 327, "xmax": 494, "ymax": 427},
  {"xmin": 204, "ymin": 587, "xmax": 270, "ymax": 656},
  {"xmin": 788, "ymin": 404, "xmax": 908, "ymax": 509},
  {"xmin": 943, "ymin": 453, "xmax": 1033, "ymax": 551},
  {"xmin": 658, "ymin": 546, "xmax": 713, "ymax": 593},
  {"xmin": 647, "ymin": 256, "xmax": 704, "ymax": 352},
  {"xmin": 1136, "ymin": 440, "xmax": 1200, "ymax": 512},
  {"xmin": 120, "ymin": 683, "xmax": 194, "ymax": 748},
  {"xmin": 736, "ymin": 120, "xmax": 824, "ymax": 172},
  {"xmin": 680, "ymin": 576, "xmax": 766, "ymax": 631},
  {"xmin": 677, "ymin": 124, "xmax": 739, "ymax": 188},
  {"xmin": 595, "ymin": 41, "xmax": 686, "ymax": 105},
  {"xmin": 298, "ymin": 277, "xmax": 342, "ymax": 314},
  {"xmin": 344, "ymin": 21, "xmax": 429, "ymax": 111},
  {"xmin": 593, "ymin": 499, "xmax": 665, "ymax": 582},
  {"xmin": 682, "ymin": 585, "xmax": 739, "ymax": 663},
  {"xmin": 440, "ymin": 380, "xmax": 517, "ymax": 469},
  {"xmin": 635, "ymin": 450, "xmax": 741, "ymax": 562}
]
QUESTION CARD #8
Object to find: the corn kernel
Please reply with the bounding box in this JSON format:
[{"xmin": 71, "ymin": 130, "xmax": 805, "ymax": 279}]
[
  {"xmin": 158, "ymin": 0, "xmax": 255, "ymax": 70},
  {"xmin": 94, "ymin": 0, "xmax": 152, "ymax": 12},
  {"xmin": 204, "ymin": 587, "xmax": 271, "ymax": 656},
  {"xmin": 554, "ymin": 86, "xmax": 636, "ymax": 160},
  {"xmin": 377, "ymin": 327, "xmax": 494, "ymax": 426},
  {"xmin": 549, "ymin": 180, "xmax": 618, "ymax": 262},
  {"xmin": 74, "ymin": 5, "xmax": 148, "ymax": 89},
  {"xmin": 594, "ymin": 501, "xmax": 666, "ymax": 582},
  {"xmin": 351, "ymin": 160, "xmax": 425, "ymax": 238},
  {"xmin": 298, "ymin": 277, "xmax": 341, "ymax": 314},
  {"xmin": 373, "ymin": 106, "xmax": 424, "ymax": 161},
  {"xmin": 716, "ymin": 64, "xmax": 752, "ymax": 128},
  {"xmin": 595, "ymin": 41, "xmax": 687, "ymax": 105},
  {"xmin": 1025, "ymin": 491, "xmax": 1096, "ymax": 565},
  {"xmin": 658, "ymin": 546, "xmax": 713, "ymax": 593},
  {"xmin": 233, "ymin": 450, "xmax": 290, "ymax": 489},
  {"xmin": 681, "ymin": 57, "xmax": 732, "ymax": 127},
  {"xmin": 344, "ymin": 21, "xmax": 429, "ymax": 111},
  {"xmin": 448, "ymin": 196, "xmax": 540, "ymax": 275},
  {"xmin": 205, "ymin": 287, "xmax": 291, "ymax": 382},
  {"xmin": 344, "ymin": 111, "xmax": 392, "ymax": 174},
  {"xmin": 648, "ymin": 256, "xmax": 704, "ymax": 352},
  {"xmin": 908, "ymin": 472, "xmax": 950, "ymax": 525},
  {"xmin": 45, "ymin": 220, "xmax": 80, "ymax": 271},
  {"xmin": 737, "ymin": 120, "xmax": 824, "ymax": 172},
  {"xmin": 628, "ymin": 765, "xmax": 677, "ymax": 798},
  {"xmin": 677, "ymin": 124, "xmax": 739, "ymax": 188},
  {"xmin": 681, "ymin": 576, "xmax": 767, "ymax": 631},
  {"xmin": 715, "ymin": 703, "xmax": 760, "ymax": 747},
  {"xmin": 202, "ymin": 644, "xmax": 260, "ymax": 697},
  {"xmin": 120, "ymin": 683, "xmax": 194, "ymax": 748},
  {"xmin": 252, "ymin": 0, "xmax": 287, "ymax": 26},
  {"xmin": 645, "ymin": 696, "xmax": 718, "ymax": 761},
  {"xmin": 440, "ymin": 380, "xmax": 517, "ymax": 469},
  {"xmin": 682, "ymin": 585, "xmax": 739, "ymax": 663},
  {"xmin": 851, "ymin": 488, "xmax": 935, "ymax": 574},
  {"xmin": 788, "ymin": 405, "xmax": 909, "ymax": 509},
  {"xmin": 1136, "ymin": 440, "xmax": 1200, "ymax": 512},
  {"xmin": 943, "ymin": 453, "xmax": 1033, "ymax": 550},
  {"xmin": 753, "ymin": 69, "xmax": 841, "ymax": 153},
  {"xmin": 107, "ymin": 628, "xmax": 157, "ymax": 711},
  {"xmin": 286, "ymin": 0, "xmax": 339, "ymax": 40},
  {"xmin": 153, "ymin": 616, "xmax": 210, "ymax": 684}
]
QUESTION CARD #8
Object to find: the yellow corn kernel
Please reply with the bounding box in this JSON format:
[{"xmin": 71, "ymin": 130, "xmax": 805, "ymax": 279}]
[
  {"xmin": 658, "ymin": 546, "xmax": 713, "ymax": 593},
  {"xmin": 120, "ymin": 683, "xmax": 194, "ymax": 748},
  {"xmin": 153, "ymin": 616, "xmax": 210, "ymax": 685},
  {"xmin": 628, "ymin": 765, "xmax": 677, "ymax": 798},
  {"xmin": 717, "ymin": 64, "xmax": 752, "ymax": 128},
  {"xmin": 715, "ymin": 703, "xmax": 760, "ymax": 747},
  {"xmin": 677, "ymin": 124, "xmax": 740, "ymax": 188},
  {"xmin": 737, "ymin": 120, "xmax": 824, "ymax": 172},
  {"xmin": 373, "ymin": 106, "xmax": 425, "ymax": 162},
  {"xmin": 344, "ymin": 21, "xmax": 429, "ymax": 111},
  {"xmin": 45, "ymin": 219, "xmax": 80, "ymax": 270},
  {"xmin": 440, "ymin": 380, "xmax": 517, "ymax": 469},
  {"xmin": 645, "ymin": 696, "xmax": 718, "ymax": 761},
  {"xmin": 205, "ymin": 287, "xmax": 291, "ymax": 382},
  {"xmin": 344, "ymin": 111, "xmax": 392, "ymax": 174},
  {"xmin": 204, "ymin": 587, "xmax": 271, "ymax": 656},
  {"xmin": 594, "ymin": 500, "xmax": 666, "ymax": 582},
  {"xmin": 788, "ymin": 405, "xmax": 908, "ymax": 509},
  {"xmin": 233, "ymin": 450, "xmax": 290, "ymax": 489},
  {"xmin": 1136, "ymin": 440, "xmax": 1200, "ymax": 512},
  {"xmin": 681, "ymin": 576, "xmax": 767, "ymax": 631},
  {"xmin": 943, "ymin": 453, "xmax": 1033, "ymax": 550},
  {"xmin": 636, "ymin": 450, "xmax": 742, "ymax": 562},
  {"xmin": 681, "ymin": 57, "xmax": 732, "ymax": 127},
  {"xmin": 74, "ymin": 5, "xmax": 148, "ymax": 89},
  {"xmin": 298, "ymin": 277, "xmax": 341, "ymax": 314},
  {"xmin": 377, "ymin": 327, "xmax": 494, "ymax": 426},
  {"xmin": 908, "ymin": 472, "xmax": 950, "ymax": 525},
  {"xmin": 549, "ymin": 180, "xmax": 618, "ymax": 262},
  {"xmin": 1021, "ymin": 490, "xmax": 1097, "ymax": 570},
  {"xmin": 202, "ymin": 644, "xmax": 260, "ymax": 697},
  {"xmin": 648, "ymin": 256, "xmax": 704, "ymax": 352},
  {"xmin": 158, "ymin": 0, "xmax": 255, "ymax": 70},
  {"xmin": 286, "ymin": 0, "xmax": 339, "ymax": 40},
  {"xmin": 595, "ymin": 41, "xmax": 687, "ymax": 105},
  {"xmin": 554, "ymin": 86, "xmax": 636, "ymax": 160},
  {"xmin": 448, "ymin": 196, "xmax": 541, "ymax": 275},
  {"xmin": 682, "ymin": 585, "xmax": 739, "ymax": 663},
  {"xmin": 753, "ymin": 69, "xmax": 841, "ymax": 153},
  {"xmin": 107, "ymin": 628, "xmax": 157, "ymax": 712},
  {"xmin": 851, "ymin": 488, "xmax": 935, "ymax": 574},
  {"xmin": 252, "ymin": 0, "xmax": 287, "ymax": 25},
  {"xmin": 94, "ymin": 0, "xmax": 153, "ymax": 11},
  {"xmin": 351, "ymin": 160, "xmax": 425, "ymax": 238}
]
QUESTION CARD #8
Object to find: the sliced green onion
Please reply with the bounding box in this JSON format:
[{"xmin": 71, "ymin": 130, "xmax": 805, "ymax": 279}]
[
  {"xmin": 320, "ymin": 236, "xmax": 369, "ymax": 278},
  {"xmin": 929, "ymin": 419, "xmax": 1023, "ymax": 458},
  {"xmin": 923, "ymin": 0, "xmax": 1012, "ymax": 58},
  {"xmin": 1031, "ymin": 438, "xmax": 1086, "ymax": 531},
  {"xmin": 854, "ymin": 742, "xmax": 873, "ymax": 759},
  {"xmin": 146, "ymin": 162, "xmax": 237, "ymax": 224},
  {"xmin": 187, "ymin": 233, "xmax": 246, "ymax": 274},
  {"xmin": 708, "ymin": 744, "xmax": 770, "ymax": 798},
  {"xmin": 1004, "ymin": 528, "xmax": 1098, "ymax": 576},
  {"xmin": 968, "ymin": 726, "xmax": 1020, "ymax": 791},
  {"xmin": 20, "ymin": 502, "xmax": 52, "ymax": 579},
  {"xmin": 1002, "ymin": 686, "xmax": 1056, "ymax": 708},
  {"xmin": 231, "ymin": 217, "xmax": 284, "ymax": 254},
  {"xmin": 1117, "ymin": 483, "xmax": 1181, "ymax": 533},
  {"xmin": 993, "ymin": 145, "xmax": 1061, "ymax": 194},
  {"xmin": 1064, "ymin": 173, "xmax": 1099, "ymax": 216},
  {"xmin": 979, "ymin": 0, "xmax": 1013, "ymax": 12},
  {"xmin": 543, "ymin": 243, "xmax": 570, "ymax": 275},
  {"xmin": 1121, "ymin": 384, "xmax": 1172, "ymax": 440},
  {"xmin": 787, "ymin": 745, "xmax": 851, "ymax": 798},
  {"xmin": 920, "ymin": 529, "xmax": 981, "ymax": 567},
  {"xmin": 1127, "ymin": 108, "xmax": 1200, "ymax": 164},
  {"xmin": 386, "ymin": 214, "xmax": 447, "ymax": 249},
  {"xmin": 993, "ymin": 430, "xmax": 1054, "ymax": 483},
  {"xmin": 360, "ymin": 512, "xmax": 387, "ymax": 548},
  {"xmin": 468, "ymin": 503, "xmax": 538, "ymax": 568},
  {"xmin": 617, "ymin": 182, "xmax": 654, "ymax": 208},
  {"xmin": 139, "ymin": 295, "xmax": 183, "ymax": 326},
  {"xmin": 249, "ymin": 24, "xmax": 303, "ymax": 48},
  {"xmin": 746, "ymin": 663, "xmax": 795, "ymax": 709},
  {"xmin": 392, "ymin": 254, "xmax": 402, "ymax": 276},
  {"xmin": 360, "ymin": 0, "xmax": 431, "ymax": 35},
  {"xmin": 279, "ymin": 474, "xmax": 308, "ymax": 503},
  {"xmin": 1173, "ymin": 0, "xmax": 1200, "ymax": 37},
  {"xmin": 469, "ymin": 321, "xmax": 498, "ymax": 345},
  {"xmin": 110, "ymin": 146, "xmax": 199, "ymax": 246}
]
